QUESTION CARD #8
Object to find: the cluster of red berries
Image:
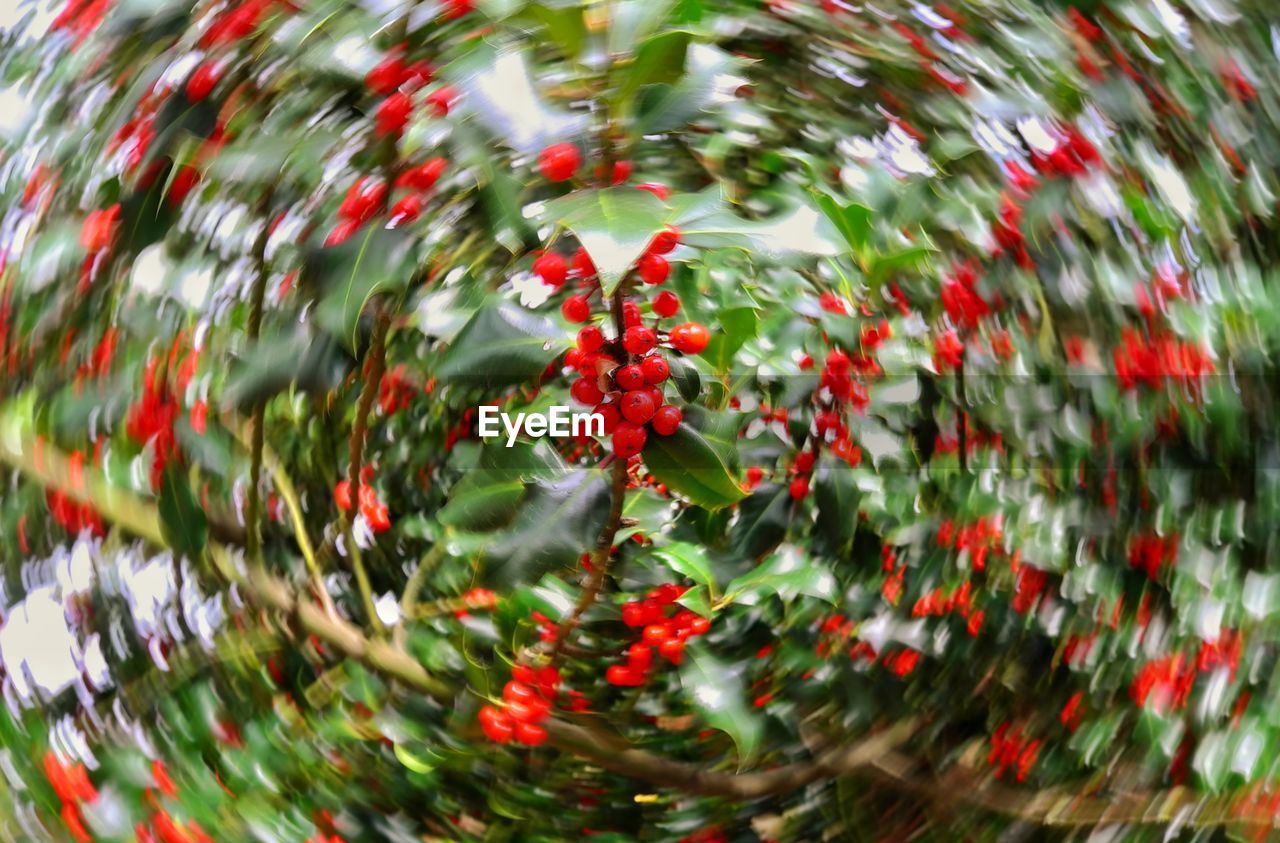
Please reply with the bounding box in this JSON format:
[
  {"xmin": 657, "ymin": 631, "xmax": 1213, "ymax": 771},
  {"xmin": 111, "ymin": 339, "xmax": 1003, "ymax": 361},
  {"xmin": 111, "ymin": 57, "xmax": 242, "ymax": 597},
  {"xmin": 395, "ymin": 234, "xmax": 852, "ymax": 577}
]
[
  {"xmin": 536, "ymin": 143, "xmax": 648, "ymax": 192},
  {"xmin": 936, "ymin": 515, "xmax": 1003, "ymax": 572},
  {"xmin": 47, "ymin": 488, "xmax": 105, "ymax": 537},
  {"xmin": 1112, "ymin": 328, "xmax": 1214, "ymax": 393},
  {"xmin": 326, "ymin": 156, "xmax": 446, "ymax": 246},
  {"xmin": 477, "ymin": 664, "xmax": 561, "ymax": 746},
  {"xmin": 988, "ymin": 722, "xmax": 1040, "ymax": 782},
  {"xmin": 378, "ymin": 364, "xmax": 419, "ymax": 415},
  {"xmin": 334, "ymin": 470, "xmax": 391, "ymax": 532},
  {"xmin": 911, "ymin": 579, "xmax": 983, "ymax": 637},
  {"xmin": 1127, "ymin": 531, "xmax": 1178, "ymax": 581},
  {"xmin": 126, "ymin": 357, "xmax": 180, "ymax": 490},
  {"xmin": 44, "ymin": 751, "xmax": 97, "ymax": 843},
  {"xmin": 1011, "ymin": 558, "xmax": 1048, "ymax": 615},
  {"xmin": 364, "ymin": 44, "xmax": 456, "ymax": 138},
  {"xmin": 607, "ymin": 584, "xmax": 710, "ymax": 684}
]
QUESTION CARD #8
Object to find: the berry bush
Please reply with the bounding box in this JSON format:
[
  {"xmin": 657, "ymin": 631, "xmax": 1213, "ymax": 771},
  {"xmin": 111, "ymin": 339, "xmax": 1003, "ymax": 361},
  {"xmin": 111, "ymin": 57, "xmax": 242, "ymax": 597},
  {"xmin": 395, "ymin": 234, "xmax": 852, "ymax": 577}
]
[{"xmin": 3, "ymin": 0, "xmax": 1280, "ymax": 839}]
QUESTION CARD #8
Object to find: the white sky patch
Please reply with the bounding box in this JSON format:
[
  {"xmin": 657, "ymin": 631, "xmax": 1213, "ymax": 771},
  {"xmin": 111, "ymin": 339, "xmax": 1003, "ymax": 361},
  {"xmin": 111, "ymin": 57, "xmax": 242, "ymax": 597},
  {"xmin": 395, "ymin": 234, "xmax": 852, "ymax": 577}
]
[
  {"xmin": 131, "ymin": 244, "xmax": 170, "ymax": 297},
  {"xmin": 512, "ymin": 271, "xmax": 553, "ymax": 308},
  {"xmin": 1016, "ymin": 116, "xmax": 1059, "ymax": 154}
]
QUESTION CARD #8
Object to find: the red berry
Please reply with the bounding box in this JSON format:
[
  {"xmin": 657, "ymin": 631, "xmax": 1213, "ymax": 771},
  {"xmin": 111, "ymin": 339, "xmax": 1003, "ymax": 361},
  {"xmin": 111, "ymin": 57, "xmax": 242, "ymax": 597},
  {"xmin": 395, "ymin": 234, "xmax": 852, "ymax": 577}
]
[
  {"xmin": 746, "ymin": 466, "xmax": 764, "ymax": 484},
  {"xmin": 623, "ymin": 326, "xmax": 658, "ymax": 355},
  {"xmin": 648, "ymin": 226, "xmax": 680, "ymax": 255},
  {"xmin": 643, "ymin": 623, "xmax": 671, "ymax": 645},
  {"xmin": 570, "ymin": 377, "xmax": 605, "ymax": 405},
  {"xmin": 826, "ymin": 349, "xmax": 851, "ymax": 374},
  {"xmin": 572, "ymin": 247, "xmax": 596, "ymax": 278},
  {"xmin": 186, "ymin": 63, "xmax": 222, "ymax": 102},
  {"xmin": 658, "ymin": 637, "xmax": 686, "ymax": 664},
  {"xmin": 398, "ymin": 157, "xmax": 447, "ymax": 191},
  {"xmin": 669, "ymin": 322, "xmax": 710, "ymax": 354},
  {"xmin": 637, "ymin": 253, "xmax": 670, "ymax": 285},
  {"xmin": 375, "ymin": 92, "xmax": 413, "ymax": 137},
  {"xmin": 593, "ymin": 401, "xmax": 621, "ymax": 434},
  {"xmin": 388, "ymin": 193, "xmax": 424, "ymax": 227},
  {"xmin": 636, "ymin": 182, "xmax": 670, "ymax": 200},
  {"xmin": 425, "ymin": 86, "xmax": 456, "ymax": 117},
  {"xmin": 577, "ymin": 325, "xmax": 605, "ymax": 353},
  {"xmin": 623, "ymin": 300, "xmax": 642, "ymax": 327},
  {"xmin": 335, "ymin": 480, "xmax": 353, "ymax": 512},
  {"xmin": 562, "ymin": 295, "xmax": 591, "ymax": 323},
  {"xmin": 651, "ymin": 405, "xmax": 682, "ymax": 436},
  {"xmin": 514, "ymin": 721, "xmax": 547, "ymax": 746},
  {"xmin": 534, "ymin": 252, "xmax": 568, "ymax": 287},
  {"xmin": 538, "ymin": 143, "xmax": 581, "ymax": 182},
  {"xmin": 503, "ymin": 681, "xmax": 537, "ymax": 705},
  {"xmin": 324, "ymin": 219, "xmax": 361, "ymax": 247},
  {"xmin": 641, "ymin": 355, "xmax": 669, "ymax": 384},
  {"xmin": 621, "ymin": 390, "xmax": 656, "ymax": 425},
  {"xmin": 789, "ymin": 476, "xmax": 810, "ymax": 500},
  {"xmin": 614, "ymin": 364, "xmax": 645, "ymax": 391},
  {"xmin": 366, "ymin": 53, "xmax": 408, "ymax": 95},
  {"xmin": 512, "ymin": 665, "xmax": 537, "ymax": 684},
  {"xmin": 606, "ymin": 664, "xmax": 644, "ymax": 686},
  {"xmin": 794, "ymin": 451, "xmax": 815, "ymax": 474},
  {"xmin": 611, "ymin": 160, "xmax": 633, "ymax": 184},
  {"xmin": 653, "ymin": 291, "xmax": 680, "ymax": 318},
  {"xmin": 689, "ymin": 615, "xmax": 711, "ymax": 635},
  {"xmin": 612, "ymin": 422, "xmax": 647, "ymax": 457},
  {"xmin": 628, "ymin": 643, "xmax": 653, "ymax": 670},
  {"xmin": 441, "ymin": 0, "xmax": 473, "ymax": 19},
  {"xmin": 339, "ymin": 177, "xmax": 387, "ymax": 222},
  {"xmin": 621, "ymin": 601, "xmax": 646, "ymax": 627},
  {"xmin": 479, "ymin": 705, "xmax": 513, "ymax": 743},
  {"xmin": 166, "ymin": 165, "xmax": 200, "ymax": 207}
]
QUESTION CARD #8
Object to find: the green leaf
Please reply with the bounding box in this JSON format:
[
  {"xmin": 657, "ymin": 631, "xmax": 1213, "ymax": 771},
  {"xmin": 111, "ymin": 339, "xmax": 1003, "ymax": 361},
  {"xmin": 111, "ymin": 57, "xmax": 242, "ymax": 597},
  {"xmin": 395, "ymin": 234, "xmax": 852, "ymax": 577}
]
[
  {"xmin": 450, "ymin": 121, "xmax": 535, "ymax": 253},
  {"xmin": 704, "ymin": 306, "xmax": 758, "ymax": 373},
  {"xmin": 667, "ymin": 354, "xmax": 702, "ymax": 402},
  {"xmin": 680, "ymin": 645, "xmax": 763, "ymax": 762},
  {"xmin": 222, "ymin": 326, "xmax": 350, "ymax": 410},
  {"xmin": 543, "ymin": 188, "xmax": 670, "ymax": 295},
  {"xmin": 672, "ymin": 187, "xmax": 843, "ymax": 260},
  {"xmin": 616, "ymin": 487, "xmax": 672, "ymax": 543},
  {"xmin": 652, "ymin": 543, "xmax": 716, "ymax": 592},
  {"xmin": 616, "ymin": 30, "xmax": 690, "ymax": 107},
  {"xmin": 816, "ymin": 193, "xmax": 873, "ymax": 259},
  {"xmin": 480, "ymin": 469, "xmax": 611, "ymax": 588},
  {"xmin": 867, "ymin": 242, "xmax": 937, "ymax": 287},
  {"xmin": 435, "ymin": 302, "xmax": 568, "ymax": 391},
  {"xmin": 633, "ymin": 44, "xmax": 744, "ymax": 136},
  {"xmin": 731, "ymin": 483, "xmax": 791, "ymax": 561},
  {"xmin": 677, "ymin": 585, "xmax": 713, "ymax": 618},
  {"xmin": 158, "ymin": 467, "xmax": 207, "ymax": 560},
  {"xmin": 644, "ymin": 419, "xmax": 745, "ymax": 510},
  {"xmin": 814, "ymin": 458, "xmax": 859, "ymax": 554},
  {"xmin": 310, "ymin": 227, "xmax": 417, "ymax": 350},
  {"xmin": 524, "ymin": 3, "xmax": 587, "ymax": 61},
  {"xmin": 726, "ymin": 545, "xmax": 839, "ymax": 606},
  {"xmin": 438, "ymin": 473, "xmax": 525, "ymax": 531},
  {"xmin": 608, "ymin": 0, "xmax": 677, "ymax": 57}
]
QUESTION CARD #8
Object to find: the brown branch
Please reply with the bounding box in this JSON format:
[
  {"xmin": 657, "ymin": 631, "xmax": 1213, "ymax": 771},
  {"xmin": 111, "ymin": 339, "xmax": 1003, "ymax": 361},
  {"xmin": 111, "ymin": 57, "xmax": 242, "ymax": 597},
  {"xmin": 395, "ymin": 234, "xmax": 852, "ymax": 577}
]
[
  {"xmin": 341, "ymin": 302, "xmax": 392, "ymax": 634},
  {"xmin": 244, "ymin": 194, "xmax": 274, "ymax": 562}
]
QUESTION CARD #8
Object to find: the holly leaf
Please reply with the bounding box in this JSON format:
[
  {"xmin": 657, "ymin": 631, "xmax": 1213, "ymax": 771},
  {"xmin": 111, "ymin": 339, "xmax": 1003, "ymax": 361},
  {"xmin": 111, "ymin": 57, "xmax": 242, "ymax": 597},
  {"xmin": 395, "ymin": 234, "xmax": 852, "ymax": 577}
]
[
  {"xmin": 731, "ymin": 482, "xmax": 791, "ymax": 561},
  {"xmin": 543, "ymin": 188, "xmax": 670, "ymax": 296},
  {"xmin": 644, "ymin": 415, "xmax": 745, "ymax": 510},
  {"xmin": 480, "ymin": 469, "xmax": 611, "ymax": 588},
  {"xmin": 435, "ymin": 301, "xmax": 568, "ymax": 391},
  {"xmin": 652, "ymin": 543, "xmax": 716, "ymax": 592},
  {"xmin": 814, "ymin": 458, "xmax": 859, "ymax": 554},
  {"xmin": 680, "ymin": 645, "xmax": 763, "ymax": 763},
  {"xmin": 704, "ymin": 306, "xmax": 758, "ymax": 373},
  {"xmin": 310, "ymin": 227, "xmax": 417, "ymax": 350},
  {"xmin": 725, "ymin": 545, "xmax": 839, "ymax": 606},
  {"xmin": 158, "ymin": 467, "xmax": 207, "ymax": 560},
  {"xmin": 667, "ymin": 354, "xmax": 702, "ymax": 402}
]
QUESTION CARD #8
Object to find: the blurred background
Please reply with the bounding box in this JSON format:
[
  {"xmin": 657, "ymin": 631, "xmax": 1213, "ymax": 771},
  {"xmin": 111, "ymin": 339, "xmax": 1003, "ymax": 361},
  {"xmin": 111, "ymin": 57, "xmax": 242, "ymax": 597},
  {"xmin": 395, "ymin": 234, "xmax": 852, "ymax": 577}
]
[{"xmin": 3, "ymin": 0, "xmax": 1280, "ymax": 840}]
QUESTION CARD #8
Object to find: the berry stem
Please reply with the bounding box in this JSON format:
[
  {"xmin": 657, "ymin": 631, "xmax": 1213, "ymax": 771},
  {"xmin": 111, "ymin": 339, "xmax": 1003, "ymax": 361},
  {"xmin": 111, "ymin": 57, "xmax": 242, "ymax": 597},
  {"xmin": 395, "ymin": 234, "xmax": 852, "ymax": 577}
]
[{"xmin": 343, "ymin": 302, "xmax": 392, "ymax": 634}]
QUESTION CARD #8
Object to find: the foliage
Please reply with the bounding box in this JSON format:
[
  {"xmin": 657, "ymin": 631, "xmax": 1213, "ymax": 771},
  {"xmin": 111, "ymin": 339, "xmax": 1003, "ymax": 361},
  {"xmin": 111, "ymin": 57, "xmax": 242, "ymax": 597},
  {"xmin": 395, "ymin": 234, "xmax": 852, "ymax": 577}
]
[{"xmin": 3, "ymin": 0, "xmax": 1280, "ymax": 840}]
